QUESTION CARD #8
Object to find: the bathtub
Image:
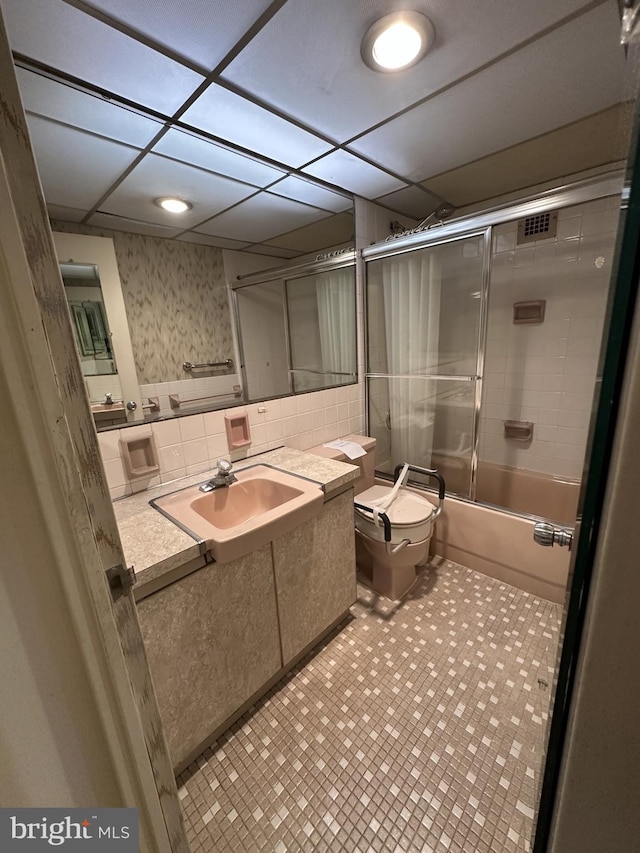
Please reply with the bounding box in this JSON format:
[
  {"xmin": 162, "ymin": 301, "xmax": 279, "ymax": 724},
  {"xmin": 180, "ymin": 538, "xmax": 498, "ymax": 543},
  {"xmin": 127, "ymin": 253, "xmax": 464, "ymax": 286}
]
[{"xmin": 475, "ymin": 461, "xmax": 580, "ymax": 526}]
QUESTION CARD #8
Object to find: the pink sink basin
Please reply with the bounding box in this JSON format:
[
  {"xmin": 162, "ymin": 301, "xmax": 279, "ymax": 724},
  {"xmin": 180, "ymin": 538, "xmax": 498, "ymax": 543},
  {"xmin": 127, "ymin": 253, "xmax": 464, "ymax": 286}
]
[{"xmin": 151, "ymin": 464, "xmax": 323, "ymax": 564}]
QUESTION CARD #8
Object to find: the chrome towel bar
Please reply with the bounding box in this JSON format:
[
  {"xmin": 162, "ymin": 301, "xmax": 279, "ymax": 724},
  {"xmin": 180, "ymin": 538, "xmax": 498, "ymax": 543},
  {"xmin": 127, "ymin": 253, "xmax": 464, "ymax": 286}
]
[{"xmin": 182, "ymin": 358, "xmax": 233, "ymax": 371}]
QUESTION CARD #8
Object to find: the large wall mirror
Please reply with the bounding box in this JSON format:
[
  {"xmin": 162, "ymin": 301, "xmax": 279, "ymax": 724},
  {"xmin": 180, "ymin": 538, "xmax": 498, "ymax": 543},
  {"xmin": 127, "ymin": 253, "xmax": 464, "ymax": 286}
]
[
  {"xmin": 233, "ymin": 252, "xmax": 357, "ymax": 399},
  {"xmin": 55, "ymin": 232, "xmax": 143, "ymax": 426},
  {"xmin": 54, "ymin": 230, "xmax": 357, "ymax": 430}
]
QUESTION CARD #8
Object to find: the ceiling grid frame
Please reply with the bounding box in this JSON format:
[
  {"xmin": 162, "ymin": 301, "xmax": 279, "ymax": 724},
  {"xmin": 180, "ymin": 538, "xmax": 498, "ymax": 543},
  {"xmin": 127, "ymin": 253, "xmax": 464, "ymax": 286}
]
[{"xmin": 1, "ymin": 0, "xmax": 626, "ymax": 256}]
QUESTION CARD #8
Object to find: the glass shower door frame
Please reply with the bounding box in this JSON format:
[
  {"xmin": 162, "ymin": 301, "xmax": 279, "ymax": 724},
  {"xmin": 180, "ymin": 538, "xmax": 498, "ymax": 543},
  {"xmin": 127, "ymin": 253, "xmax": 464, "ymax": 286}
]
[{"xmin": 363, "ymin": 226, "xmax": 492, "ymax": 501}]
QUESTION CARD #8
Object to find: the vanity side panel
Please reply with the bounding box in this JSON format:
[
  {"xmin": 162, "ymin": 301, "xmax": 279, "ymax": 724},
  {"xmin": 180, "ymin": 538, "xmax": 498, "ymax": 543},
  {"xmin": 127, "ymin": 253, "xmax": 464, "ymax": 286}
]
[
  {"xmin": 273, "ymin": 489, "xmax": 356, "ymax": 665},
  {"xmin": 137, "ymin": 545, "xmax": 281, "ymax": 769}
]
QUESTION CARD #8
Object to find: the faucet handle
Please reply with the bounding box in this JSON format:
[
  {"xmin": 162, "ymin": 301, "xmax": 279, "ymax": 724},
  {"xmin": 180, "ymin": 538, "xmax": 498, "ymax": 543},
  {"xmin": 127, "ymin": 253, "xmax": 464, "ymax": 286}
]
[{"xmin": 217, "ymin": 458, "xmax": 233, "ymax": 475}]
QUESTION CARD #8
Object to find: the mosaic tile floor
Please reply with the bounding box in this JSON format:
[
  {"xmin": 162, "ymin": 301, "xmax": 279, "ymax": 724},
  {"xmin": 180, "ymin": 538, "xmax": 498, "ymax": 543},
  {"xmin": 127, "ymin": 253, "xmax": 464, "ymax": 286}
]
[{"xmin": 177, "ymin": 557, "xmax": 562, "ymax": 853}]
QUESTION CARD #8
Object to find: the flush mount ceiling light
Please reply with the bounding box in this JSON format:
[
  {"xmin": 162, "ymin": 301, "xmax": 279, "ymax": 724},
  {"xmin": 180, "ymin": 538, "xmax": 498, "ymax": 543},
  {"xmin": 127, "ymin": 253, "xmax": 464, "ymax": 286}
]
[
  {"xmin": 154, "ymin": 197, "xmax": 192, "ymax": 214},
  {"xmin": 361, "ymin": 11, "xmax": 435, "ymax": 72}
]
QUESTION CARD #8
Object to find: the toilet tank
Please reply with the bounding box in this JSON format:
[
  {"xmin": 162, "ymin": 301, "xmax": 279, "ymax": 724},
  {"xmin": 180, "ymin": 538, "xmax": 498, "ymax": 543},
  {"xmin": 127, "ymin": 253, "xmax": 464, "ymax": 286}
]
[{"xmin": 308, "ymin": 435, "xmax": 376, "ymax": 496}]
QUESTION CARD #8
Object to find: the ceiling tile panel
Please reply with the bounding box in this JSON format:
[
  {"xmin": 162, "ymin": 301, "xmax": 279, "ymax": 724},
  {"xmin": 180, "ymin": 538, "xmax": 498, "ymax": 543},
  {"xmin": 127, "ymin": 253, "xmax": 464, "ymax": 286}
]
[
  {"xmin": 85, "ymin": 0, "xmax": 277, "ymax": 71},
  {"xmin": 350, "ymin": 4, "xmax": 625, "ymax": 183},
  {"xmin": 87, "ymin": 211, "xmax": 183, "ymax": 238},
  {"xmin": 1, "ymin": 0, "xmax": 204, "ymax": 115},
  {"xmin": 302, "ymin": 150, "xmax": 406, "ymax": 198},
  {"xmin": 268, "ymin": 175, "xmax": 352, "ymax": 212},
  {"xmin": 264, "ymin": 212, "xmax": 355, "ymax": 254},
  {"xmin": 152, "ymin": 128, "xmax": 286, "ymax": 187},
  {"xmin": 243, "ymin": 245, "xmax": 301, "ymax": 259},
  {"xmin": 422, "ymin": 104, "xmax": 631, "ymax": 208},
  {"xmin": 195, "ymin": 193, "xmax": 331, "ymax": 243},
  {"xmin": 374, "ymin": 186, "xmax": 444, "ymax": 220},
  {"xmin": 222, "ymin": 0, "xmax": 598, "ymax": 142},
  {"xmin": 16, "ymin": 68, "xmax": 163, "ymax": 148},
  {"xmin": 181, "ymin": 84, "xmax": 333, "ymax": 168},
  {"xmin": 47, "ymin": 204, "xmax": 89, "ymax": 223},
  {"xmin": 100, "ymin": 153, "xmax": 257, "ymax": 227},
  {"xmin": 25, "ymin": 115, "xmax": 142, "ymax": 210},
  {"xmin": 176, "ymin": 233, "xmax": 251, "ymax": 250}
]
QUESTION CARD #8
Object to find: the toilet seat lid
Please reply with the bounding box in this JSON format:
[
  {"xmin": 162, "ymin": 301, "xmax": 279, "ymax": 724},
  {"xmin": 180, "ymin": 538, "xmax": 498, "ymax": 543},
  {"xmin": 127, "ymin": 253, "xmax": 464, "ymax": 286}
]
[{"xmin": 356, "ymin": 485, "xmax": 435, "ymax": 526}]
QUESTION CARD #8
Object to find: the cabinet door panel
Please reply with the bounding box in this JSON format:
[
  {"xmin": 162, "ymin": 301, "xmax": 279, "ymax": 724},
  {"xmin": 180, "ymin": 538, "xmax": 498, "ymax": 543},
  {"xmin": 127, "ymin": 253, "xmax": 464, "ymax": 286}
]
[
  {"xmin": 273, "ymin": 489, "xmax": 356, "ymax": 665},
  {"xmin": 138, "ymin": 544, "xmax": 281, "ymax": 769}
]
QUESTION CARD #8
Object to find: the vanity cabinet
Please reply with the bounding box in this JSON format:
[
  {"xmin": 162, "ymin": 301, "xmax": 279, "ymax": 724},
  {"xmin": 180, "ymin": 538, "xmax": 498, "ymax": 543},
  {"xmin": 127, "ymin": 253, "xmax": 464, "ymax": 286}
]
[
  {"xmin": 273, "ymin": 488, "xmax": 356, "ymax": 664},
  {"xmin": 136, "ymin": 487, "xmax": 356, "ymax": 772},
  {"xmin": 136, "ymin": 544, "xmax": 282, "ymax": 770}
]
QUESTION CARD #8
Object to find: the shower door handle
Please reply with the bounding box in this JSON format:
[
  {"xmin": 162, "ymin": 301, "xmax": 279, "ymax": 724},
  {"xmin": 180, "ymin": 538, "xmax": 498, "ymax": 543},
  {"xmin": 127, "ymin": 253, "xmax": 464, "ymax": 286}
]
[{"xmin": 533, "ymin": 522, "xmax": 573, "ymax": 550}]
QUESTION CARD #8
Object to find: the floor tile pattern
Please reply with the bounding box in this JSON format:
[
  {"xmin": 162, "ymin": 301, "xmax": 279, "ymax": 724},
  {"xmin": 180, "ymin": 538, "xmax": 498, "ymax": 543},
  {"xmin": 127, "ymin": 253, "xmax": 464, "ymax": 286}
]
[{"xmin": 177, "ymin": 558, "xmax": 562, "ymax": 852}]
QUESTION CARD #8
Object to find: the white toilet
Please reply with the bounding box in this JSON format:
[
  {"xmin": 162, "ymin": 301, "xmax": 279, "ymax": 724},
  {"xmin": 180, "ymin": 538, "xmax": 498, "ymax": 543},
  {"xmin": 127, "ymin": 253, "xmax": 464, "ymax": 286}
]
[{"xmin": 309, "ymin": 436, "xmax": 442, "ymax": 600}]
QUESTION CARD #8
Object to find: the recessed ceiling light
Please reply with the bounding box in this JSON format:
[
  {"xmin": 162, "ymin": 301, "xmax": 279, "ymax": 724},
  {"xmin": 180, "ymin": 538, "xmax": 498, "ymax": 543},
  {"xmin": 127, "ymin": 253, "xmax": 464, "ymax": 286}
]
[
  {"xmin": 361, "ymin": 11, "xmax": 435, "ymax": 72},
  {"xmin": 155, "ymin": 197, "xmax": 192, "ymax": 214}
]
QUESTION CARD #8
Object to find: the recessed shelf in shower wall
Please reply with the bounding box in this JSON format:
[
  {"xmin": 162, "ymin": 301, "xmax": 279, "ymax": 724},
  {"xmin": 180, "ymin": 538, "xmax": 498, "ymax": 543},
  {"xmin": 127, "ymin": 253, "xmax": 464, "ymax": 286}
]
[
  {"xmin": 513, "ymin": 300, "xmax": 546, "ymax": 324},
  {"xmin": 503, "ymin": 420, "xmax": 534, "ymax": 442}
]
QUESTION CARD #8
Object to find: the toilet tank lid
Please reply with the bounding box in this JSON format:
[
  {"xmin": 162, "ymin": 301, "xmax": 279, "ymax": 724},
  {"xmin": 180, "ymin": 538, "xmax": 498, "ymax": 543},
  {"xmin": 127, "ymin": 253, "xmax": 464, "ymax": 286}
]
[
  {"xmin": 343, "ymin": 434, "xmax": 376, "ymax": 452},
  {"xmin": 307, "ymin": 444, "xmax": 345, "ymax": 461},
  {"xmin": 307, "ymin": 435, "xmax": 376, "ymax": 461}
]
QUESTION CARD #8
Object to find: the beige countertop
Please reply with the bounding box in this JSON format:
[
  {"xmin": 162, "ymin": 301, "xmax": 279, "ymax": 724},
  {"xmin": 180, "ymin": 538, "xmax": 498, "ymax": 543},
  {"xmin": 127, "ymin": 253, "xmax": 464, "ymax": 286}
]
[{"xmin": 113, "ymin": 447, "xmax": 359, "ymax": 588}]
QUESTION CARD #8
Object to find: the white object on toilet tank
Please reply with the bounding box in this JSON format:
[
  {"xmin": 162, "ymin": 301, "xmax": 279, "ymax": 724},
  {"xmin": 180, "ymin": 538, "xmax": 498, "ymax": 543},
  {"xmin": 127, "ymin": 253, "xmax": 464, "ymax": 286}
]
[{"xmin": 323, "ymin": 438, "xmax": 367, "ymax": 460}]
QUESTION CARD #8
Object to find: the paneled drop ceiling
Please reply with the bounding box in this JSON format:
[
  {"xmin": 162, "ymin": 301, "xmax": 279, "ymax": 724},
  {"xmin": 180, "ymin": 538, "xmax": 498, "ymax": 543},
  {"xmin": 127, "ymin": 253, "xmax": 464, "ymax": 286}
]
[{"xmin": 0, "ymin": 0, "xmax": 627, "ymax": 258}]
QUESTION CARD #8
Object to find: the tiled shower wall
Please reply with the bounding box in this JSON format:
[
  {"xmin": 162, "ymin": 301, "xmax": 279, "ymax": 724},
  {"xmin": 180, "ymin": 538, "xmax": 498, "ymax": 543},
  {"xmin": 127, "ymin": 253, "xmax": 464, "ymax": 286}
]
[{"xmin": 479, "ymin": 196, "xmax": 620, "ymax": 480}]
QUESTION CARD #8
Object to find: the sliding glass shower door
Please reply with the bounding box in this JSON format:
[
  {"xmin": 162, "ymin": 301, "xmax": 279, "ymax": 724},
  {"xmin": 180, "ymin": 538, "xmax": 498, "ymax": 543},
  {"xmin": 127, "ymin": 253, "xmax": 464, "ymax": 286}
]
[{"xmin": 365, "ymin": 230, "xmax": 489, "ymax": 497}]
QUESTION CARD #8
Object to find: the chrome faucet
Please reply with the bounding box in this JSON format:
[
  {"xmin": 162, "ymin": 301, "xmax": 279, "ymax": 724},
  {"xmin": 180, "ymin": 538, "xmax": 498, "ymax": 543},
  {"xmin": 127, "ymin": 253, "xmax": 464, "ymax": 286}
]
[{"xmin": 199, "ymin": 458, "xmax": 237, "ymax": 492}]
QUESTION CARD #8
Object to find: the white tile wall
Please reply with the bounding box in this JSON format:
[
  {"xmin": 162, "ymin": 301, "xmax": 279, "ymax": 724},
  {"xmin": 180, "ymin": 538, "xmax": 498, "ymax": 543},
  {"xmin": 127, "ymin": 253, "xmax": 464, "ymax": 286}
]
[
  {"xmin": 98, "ymin": 385, "xmax": 364, "ymax": 500},
  {"xmin": 139, "ymin": 373, "xmax": 241, "ymax": 417},
  {"xmin": 478, "ymin": 196, "xmax": 620, "ymax": 480}
]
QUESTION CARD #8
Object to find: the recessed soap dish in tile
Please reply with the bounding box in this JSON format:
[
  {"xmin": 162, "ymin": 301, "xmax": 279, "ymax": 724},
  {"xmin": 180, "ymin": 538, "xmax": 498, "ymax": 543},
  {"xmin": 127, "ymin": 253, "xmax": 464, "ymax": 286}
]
[
  {"xmin": 503, "ymin": 420, "xmax": 534, "ymax": 442},
  {"xmin": 513, "ymin": 300, "xmax": 546, "ymax": 324},
  {"xmin": 120, "ymin": 434, "xmax": 160, "ymax": 479},
  {"xmin": 225, "ymin": 412, "xmax": 251, "ymax": 449}
]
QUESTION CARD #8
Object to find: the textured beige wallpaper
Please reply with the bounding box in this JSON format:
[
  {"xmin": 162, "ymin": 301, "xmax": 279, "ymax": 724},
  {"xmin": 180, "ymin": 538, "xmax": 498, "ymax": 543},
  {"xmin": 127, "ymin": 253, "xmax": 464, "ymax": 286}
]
[{"xmin": 52, "ymin": 221, "xmax": 233, "ymax": 384}]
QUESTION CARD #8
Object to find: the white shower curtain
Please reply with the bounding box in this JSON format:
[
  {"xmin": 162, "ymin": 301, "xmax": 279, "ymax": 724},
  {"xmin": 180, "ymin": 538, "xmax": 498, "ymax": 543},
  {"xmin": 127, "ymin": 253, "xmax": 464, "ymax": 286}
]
[
  {"xmin": 382, "ymin": 251, "xmax": 441, "ymax": 468},
  {"xmin": 316, "ymin": 267, "xmax": 356, "ymax": 379}
]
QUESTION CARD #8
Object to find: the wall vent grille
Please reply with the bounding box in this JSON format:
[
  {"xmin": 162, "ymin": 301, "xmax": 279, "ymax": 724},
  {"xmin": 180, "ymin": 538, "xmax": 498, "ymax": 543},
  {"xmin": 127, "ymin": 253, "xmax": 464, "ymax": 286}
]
[{"xmin": 516, "ymin": 210, "xmax": 558, "ymax": 244}]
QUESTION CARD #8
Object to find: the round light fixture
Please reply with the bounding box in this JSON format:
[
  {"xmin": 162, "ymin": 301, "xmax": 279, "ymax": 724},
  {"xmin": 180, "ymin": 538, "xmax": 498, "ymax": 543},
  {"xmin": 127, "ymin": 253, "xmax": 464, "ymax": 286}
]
[
  {"xmin": 155, "ymin": 197, "xmax": 192, "ymax": 214},
  {"xmin": 361, "ymin": 11, "xmax": 434, "ymax": 72}
]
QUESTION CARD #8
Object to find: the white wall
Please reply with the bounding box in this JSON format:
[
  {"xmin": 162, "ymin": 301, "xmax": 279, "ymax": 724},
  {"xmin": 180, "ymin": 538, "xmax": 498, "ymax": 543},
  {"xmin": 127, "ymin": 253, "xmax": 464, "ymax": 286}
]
[
  {"xmin": 0, "ymin": 394, "xmax": 121, "ymax": 805},
  {"xmin": 235, "ymin": 281, "xmax": 290, "ymax": 399}
]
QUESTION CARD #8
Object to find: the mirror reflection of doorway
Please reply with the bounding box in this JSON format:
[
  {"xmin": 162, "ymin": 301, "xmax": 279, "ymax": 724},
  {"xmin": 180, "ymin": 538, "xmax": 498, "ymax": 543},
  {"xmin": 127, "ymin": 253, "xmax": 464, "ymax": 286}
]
[{"xmin": 61, "ymin": 262, "xmax": 117, "ymax": 376}]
